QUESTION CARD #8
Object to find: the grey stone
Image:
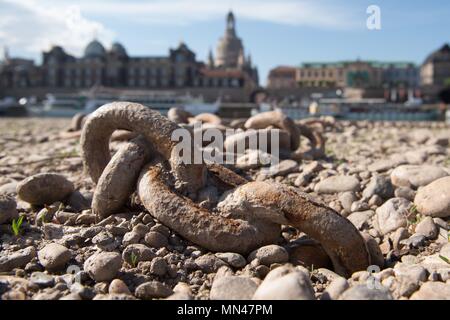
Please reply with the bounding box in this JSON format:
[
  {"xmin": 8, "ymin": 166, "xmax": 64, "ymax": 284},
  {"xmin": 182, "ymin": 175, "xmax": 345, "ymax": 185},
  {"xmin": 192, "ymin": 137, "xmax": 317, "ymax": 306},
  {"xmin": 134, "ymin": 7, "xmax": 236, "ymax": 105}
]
[
  {"xmin": 394, "ymin": 187, "xmax": 416, "ymax": 201},
  {"xmin": 321, "ymin": 277, "xmax": 349, "ymax": 300},
  {"xmin": 0, "ymin": 246, "xmax": 36, "ymax": 272},
  {"xmin": 215, "ymin": 252, "xmax": 247, "ymax": 268},
  {"xmin": 0, "ymin": 195, "xmax": 18, "ymax": 225},
  {"xmin": 210, "ymin": 276, "xmax": 258, "ymax": 300},
  {"xmin": 415, "ymin": 176, "xmax": 450, "ymax": 217},
  {"xmin": 252, "ymin": 266, "xmax": 315, "ymax": 300},
  {"xmin": 144, "ymin": 231, "xmax": 168, "ymax": 248},
  {"xmin": 135, "ymin": 281, "xmax": 173, "ymax": 300},
  {"xmin": 122, "ymin": 244, "xmax": 155, "ymax": 265},
  {"xmin": 375, "ymin": 198, "xmax": 412, "ymax": 235},
  {"xmin": 109, "ymin": 279, "xmax": 131, "ymax": 295},
  {"xmin": 16, "ymin": 173, "xmax": 74, "ymax": 205},
  {"xmin": 265, "ymin": 160, "xmax": 299, "ymax": 177},
  {"xmin": 338, "ymin": 191, "xmax": 357, "ymax": 212},
  {"xmin": 415, "ymin": 217, "xmax": 439, "ymax": 239},
  {"xmin": 347, "ymin": 210, "xmax": 374, "ymax": 230},
  {"xmin": 84, "ymin": 252, "xmax": 122, "ymax": 282},
  {"xmin": 150, "ymin": 257, "xmax": 168, "ymax": 276},
  {"xmin": 247, "ymin": 245, "xmax": 289, "ymax": 266},
  {"xmin": 195, "ymin": 254, "xmax": 227, "ymax": 273},
  {"xmin": 391, "ymin": 165, "xmax": 448, "ymax": 189},
  {"xmin": 410, "ymin": 282, "xmax": 450, "ymax": 300},
  {"xmin": 30, "ymin": 272, "xmax": 54, "ymax": 288},
  {"xmin": 38, "ymin": 243, "xmax": 71, "ymax": 271},
  {"xmin": 315, "ymin": 175, "xmax": 360, "ymax": 194},
  {"xmin": 401, "ymin": 234, "xmax": 427, "ymax": 248},
  {"xmin": 339, "ymin": 284, "xmax": 393, "ymax": 300},
  {"xmin": 363, "ymin": 175, "xmax": 394, "ymax": 200}
]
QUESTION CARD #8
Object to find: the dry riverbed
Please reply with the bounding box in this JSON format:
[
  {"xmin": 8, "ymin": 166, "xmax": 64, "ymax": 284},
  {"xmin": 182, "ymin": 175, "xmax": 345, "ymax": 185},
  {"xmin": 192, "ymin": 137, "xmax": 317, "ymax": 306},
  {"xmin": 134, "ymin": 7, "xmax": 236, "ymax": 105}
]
[{"xmin": 0, "ymin": 116, "xmax": 449, "ymax": 300}]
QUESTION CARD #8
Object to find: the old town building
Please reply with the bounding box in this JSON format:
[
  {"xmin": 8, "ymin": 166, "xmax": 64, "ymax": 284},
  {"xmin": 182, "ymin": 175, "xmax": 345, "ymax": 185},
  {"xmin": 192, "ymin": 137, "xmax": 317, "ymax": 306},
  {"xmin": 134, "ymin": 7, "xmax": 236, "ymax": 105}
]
[
  {"xmin": 0, "ymin": 11, "xmax": 258, "ymax": 102},
  {"xmin": 421, "ymin": 43, "xmax": 450, "ymax": 101}
]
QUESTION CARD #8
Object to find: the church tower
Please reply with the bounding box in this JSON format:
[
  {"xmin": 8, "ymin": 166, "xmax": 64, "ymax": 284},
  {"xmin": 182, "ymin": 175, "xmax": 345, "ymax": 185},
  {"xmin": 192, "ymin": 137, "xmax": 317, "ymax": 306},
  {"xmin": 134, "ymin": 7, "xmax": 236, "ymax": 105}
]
[{"xmin": 215, "ymin": 11, "xmax": 244, "ymax": 68}]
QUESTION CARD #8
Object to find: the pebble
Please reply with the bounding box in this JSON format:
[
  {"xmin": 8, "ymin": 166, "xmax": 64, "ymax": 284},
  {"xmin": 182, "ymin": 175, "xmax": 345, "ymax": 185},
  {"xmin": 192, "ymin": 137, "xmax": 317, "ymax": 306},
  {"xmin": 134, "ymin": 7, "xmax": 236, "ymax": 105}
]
[
  {"xmin": 0, "ymin": 195, "xmax": 18, "ymax": 225},
  {"xmin": 391, "ymin": 165, "xmax": 448, "ymax": 189},
  {"xmin": 30, "ymin": 272, "xmax": 55, "ymax": 288},
  {"xmin": 347, "ymin": 210, "xmax": 374, "ymax": 230},
  {"xmin": 109, "ymin": 279, "xmax": 131, "ymax": 295},
  {"xmin": 338, "ymin": 191, "xmax": 357, "ymax": 213},
  {"xmin": 394, "ymin": 187, "xmax": 416, "ymax": 201},
  {"xmin": 265, "ymin": 160, "xmax": 299, "ymax": 177},
  {"xmin": 414, "ymin": 176, "xmax": 450, "ymax": 217},
  {"xmin": 248, "ymin": 245, "xmax": 289, "ymax": 266},
  {"xmin": 410, "ymin": 282, "xmax": 450, "ymax": 300},
  {"xmin": 16, "ymin": 173, "xmax": 74, "ymax": 205},
  {"xmin": 195, "ymin": 254, "xmax": 227, "ymax": 273},
  {"xmin": 0, "ymin": 246, "xmax": 36, "ymax": 272},
  {"xmin": 38, "ymin": 243, "xmax": 72, "ymax": 271},
  {"xmin": 339, "ymin": 284, "xmax": 393, "ymax": 300},
  {"xmin": 122, "ymin": 244, "xmax": 155, "ymax": 265},
  {"xmin": 362, "ymin": 175, "xmax": 394, "ymax": 200},
  {"xmin": 84, "ymin": 252, "xmax": 122, "ymax": 282},
  {"xmin": 414, "ymin": 217, "xmax": 438, "ymax": 239},
  {"xmin": 150, "ymin": 257, "xmax": 168, "ymax": 276},
  {"xmin": 321, "ymin": 277, "xmax": 349, "ymax": 300},
  {"xmin": 215, "ymin": 252, "xmax": 247, "ymax": 268},
  {"xmin": 375, "ymin": 198, "xmax": 412, "ymax": 235},
  {"xmin": 135, "ymin": 281, "xmax": 173, "ymax": 300},
  {"xmin": 210, "ymin": 276, "xmax": 258, "ymax": 300},
  {"xmin": 253, "ymin": 266, "xmax": 315, "ymax": 300},
  {"xmin": 314, "ymin": 175, "xmax": 360, "ymax": 194},
  {"xmin": 144, "ymin": 231, "xmax": 169, "ymax": 248}
]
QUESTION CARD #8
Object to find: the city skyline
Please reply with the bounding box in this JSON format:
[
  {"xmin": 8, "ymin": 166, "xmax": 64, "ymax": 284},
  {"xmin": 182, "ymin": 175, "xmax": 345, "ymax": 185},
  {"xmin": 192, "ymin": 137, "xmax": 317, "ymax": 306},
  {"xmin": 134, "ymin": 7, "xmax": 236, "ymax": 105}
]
[{"xmin": 1, "ymin": 0, "xmax": 449, "ymax": 84}]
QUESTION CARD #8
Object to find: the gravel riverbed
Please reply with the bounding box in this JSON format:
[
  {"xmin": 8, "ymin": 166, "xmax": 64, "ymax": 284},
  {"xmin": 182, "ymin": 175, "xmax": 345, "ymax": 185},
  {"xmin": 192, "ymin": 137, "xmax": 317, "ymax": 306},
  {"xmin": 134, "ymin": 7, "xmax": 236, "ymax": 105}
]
[{"xmin": 0, "ymin": 117, "xmax": 449, "ymax": 300}]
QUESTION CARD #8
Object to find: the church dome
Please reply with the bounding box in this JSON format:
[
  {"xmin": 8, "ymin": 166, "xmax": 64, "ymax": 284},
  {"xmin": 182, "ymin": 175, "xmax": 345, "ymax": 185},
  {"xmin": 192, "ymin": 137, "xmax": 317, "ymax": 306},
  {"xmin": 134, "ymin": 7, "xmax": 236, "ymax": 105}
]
[
  {"xmin": 215, "ymin": 11, "xmax": 244, "ymax": 68},
  {"xmin": 110, "ymin": 42, "xmax": 127, "ymax": 57},
  {"xmin": 84, "ymin": 40, "xmax": 106, "ymax": 58}
]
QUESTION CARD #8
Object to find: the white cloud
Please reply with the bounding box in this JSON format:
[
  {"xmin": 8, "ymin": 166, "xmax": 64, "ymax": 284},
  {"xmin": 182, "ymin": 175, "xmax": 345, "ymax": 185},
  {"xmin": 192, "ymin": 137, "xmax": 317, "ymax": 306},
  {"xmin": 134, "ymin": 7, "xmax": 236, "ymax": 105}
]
[
  {"xmin": 76, "ymin": 0, "xmax": 359, "ymax": 29},
  {"xmin": 0, "ymin": 0, "xmax": 115, "ymax": 58},
  {"xmin": 0, "ymin": 0, "xmax": 360, "ymax": 60}
]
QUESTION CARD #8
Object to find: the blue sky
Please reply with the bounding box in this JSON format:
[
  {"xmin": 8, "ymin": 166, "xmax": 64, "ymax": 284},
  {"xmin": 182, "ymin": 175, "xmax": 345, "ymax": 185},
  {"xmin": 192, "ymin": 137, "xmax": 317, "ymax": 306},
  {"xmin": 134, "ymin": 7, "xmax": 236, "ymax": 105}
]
[{"xmin": 0, "ymin": 0, "xmax": 449, "ymax": 84}]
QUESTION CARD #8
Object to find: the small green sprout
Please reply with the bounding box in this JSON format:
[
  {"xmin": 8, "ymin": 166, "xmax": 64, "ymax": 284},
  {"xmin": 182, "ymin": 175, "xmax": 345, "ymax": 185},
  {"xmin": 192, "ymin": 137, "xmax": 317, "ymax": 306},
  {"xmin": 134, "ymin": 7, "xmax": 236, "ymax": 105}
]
[
  {"xmin": 11, "ymin": 215, "xmax": 24, "ymax": 236},
  {"xmin": 439, "ymin": 255, "xmax": 450, "ymax": 265},
  {"xmin": 130, "ymin": 252, "xmax": 138, "ymax": 268}
]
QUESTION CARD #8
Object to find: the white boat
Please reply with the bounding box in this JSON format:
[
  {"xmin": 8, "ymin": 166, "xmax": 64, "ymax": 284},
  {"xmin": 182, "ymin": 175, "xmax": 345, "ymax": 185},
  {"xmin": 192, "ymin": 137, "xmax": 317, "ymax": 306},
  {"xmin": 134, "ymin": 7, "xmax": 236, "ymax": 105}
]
[
  {"xmin": 27, "ymin": 90, "xmax": 220, "ymax": 118},
  {"xmin": 0, "ymin": 97, "xmax": 28, "ymax": 116}
]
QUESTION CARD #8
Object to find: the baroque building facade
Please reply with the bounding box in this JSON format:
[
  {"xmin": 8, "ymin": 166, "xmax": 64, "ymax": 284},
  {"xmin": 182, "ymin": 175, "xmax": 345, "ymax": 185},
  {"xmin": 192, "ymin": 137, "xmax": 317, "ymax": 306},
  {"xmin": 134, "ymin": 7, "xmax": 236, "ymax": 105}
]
[{"xmin": 0, "ymin": 11, "xmax": 259, "ymax": 102}]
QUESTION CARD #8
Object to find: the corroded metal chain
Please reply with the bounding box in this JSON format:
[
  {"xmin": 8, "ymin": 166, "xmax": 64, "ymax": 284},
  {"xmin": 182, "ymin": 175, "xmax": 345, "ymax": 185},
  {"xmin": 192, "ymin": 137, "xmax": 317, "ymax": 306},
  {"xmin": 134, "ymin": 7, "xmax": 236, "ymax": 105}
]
[{"xmin": 81, "ymin": 102, "xmax": 370, "ymax": 277}]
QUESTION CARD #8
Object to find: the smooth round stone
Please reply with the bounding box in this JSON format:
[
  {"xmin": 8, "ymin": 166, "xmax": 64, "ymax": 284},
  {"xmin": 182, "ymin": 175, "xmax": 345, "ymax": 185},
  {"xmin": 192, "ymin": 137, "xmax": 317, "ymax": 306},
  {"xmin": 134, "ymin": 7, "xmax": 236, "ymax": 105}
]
[
  {"xmin": 391, "ymin": 165, "xmax": 448, "ymax": 189},
  {"xmin": 210, "ymin": 276, "xmax": 258, "ymax": 300},
  {"xmin": 415, "ymin": 176, "xmax": 450, "ymax": 217},
  {"xmin": 109, "ymin": 279, "xmax": 131, "ymax": 295},
  {"xmin": 339, "ymin": 284, "xmax": 393, "ymax": 300},
  {"xmin": 247, "ymin": 245, "xmax": 289, "ymax": 266},
  {"xmin": 0, "ymin": 195, "xmax": 18, "ymax": 225},
  {"xmin": 375, "ymin": 198, "xmax": 412, "ymax": 235},
  {"xmin": 315, "ymin": 176, "xmax": 360, "ymax": 194},
  {"xmin": 414, "ymin": 217, "xmax": 439, "ymax": 239},
  {"xmin": 215, "ymin": 252, "xmax": 247, "ymax": 268},
  {"xmin": 135, "ymin": 281, "xmax": 173, "ymax": 300},
  {"xmin": 16, "ymin": 173, "xmax": 74, "ymax": 205},
  {"xmin": 30, "ymin": 272, "xmax": 55, "ymax": 288},
  {"xmin": 410, "ymin": 282, "xmax": 450, "ymax": 300},
  {"xmin": 84, "ymin": 252, "xmax": 122, "ymax": 282},
  {"xmin": 37, "ymin": 243, "xmax": 72, "ymax": 271},
  {"xmin": 252, "ymin": 266, "xmax": 315, "ymax": 300}
]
